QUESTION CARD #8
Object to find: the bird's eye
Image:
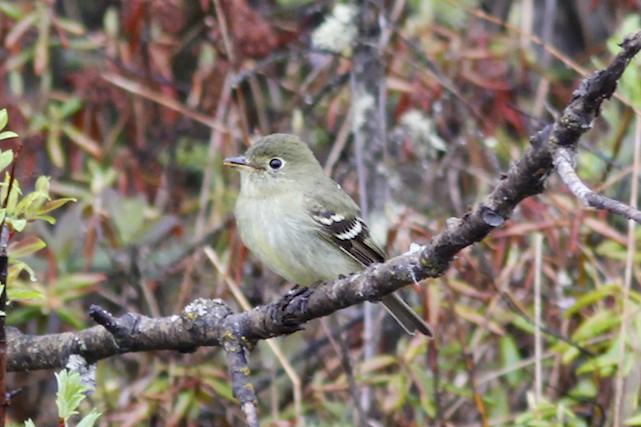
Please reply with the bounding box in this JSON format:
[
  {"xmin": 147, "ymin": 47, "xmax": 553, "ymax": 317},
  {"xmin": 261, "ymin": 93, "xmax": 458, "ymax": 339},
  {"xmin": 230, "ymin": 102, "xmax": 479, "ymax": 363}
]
[{"xmin": 269, "ymin": 158, "xmax": 283, "ymax": 170}]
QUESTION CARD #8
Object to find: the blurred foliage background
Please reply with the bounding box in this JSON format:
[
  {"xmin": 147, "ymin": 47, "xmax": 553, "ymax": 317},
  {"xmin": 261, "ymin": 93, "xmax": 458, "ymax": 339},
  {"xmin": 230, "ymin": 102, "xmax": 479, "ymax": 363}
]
[{"xmin": 1, "ymin": 0, "xmax": 641, "ymax": 425}]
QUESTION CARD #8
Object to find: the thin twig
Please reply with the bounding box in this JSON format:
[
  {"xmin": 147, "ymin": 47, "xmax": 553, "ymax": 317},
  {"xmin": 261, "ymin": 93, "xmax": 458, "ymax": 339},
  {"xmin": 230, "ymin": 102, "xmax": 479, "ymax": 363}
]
[
  {"xmin": 445, "ymin": 292, "xmax": 488, "ymax": 425},
  {"xmin": 323, "ymin": 106, "xmax": 353, "ymax": 175},
  {"xmin": 613, "ymin": 113, "xmax": 641, "ymax": 427},
  {"xmin": 100, "ymin": 72, "xmax": 227, "ymax": 131},
  {"xmin": 554, "ymin": 146, "xmax": 641, "ymax": 223},
  {"xmin": 212, "ymin": 0, "xmax": 250, "ymax": 144},
  {"xmin": 531, "ymin": 0, "xmax": 555, "ymax": 118},
  {"xmin": 175, "ymin": 72, "xmax": 234, "ymax": 311},
  {"xmin": 533, "ymin": 233, "xmax": 543, "ymax": 403},
  {"xmin": 0, "ymin": 226, "xmax": 8, "ymax": 427},
  {"xmin": 204, "ymin": 247, "xmax": 304, "ymax": 427},
  {"xmin": 322, "ymin": 318, "xmax": 367, "ymax": 427},
  {"xmin": 446, "ymin": 0, "xmax": 641, "ymax": 115},
  {"xmin": 223, "ymin": 325, "xmax": 260, "ymax": 427}
]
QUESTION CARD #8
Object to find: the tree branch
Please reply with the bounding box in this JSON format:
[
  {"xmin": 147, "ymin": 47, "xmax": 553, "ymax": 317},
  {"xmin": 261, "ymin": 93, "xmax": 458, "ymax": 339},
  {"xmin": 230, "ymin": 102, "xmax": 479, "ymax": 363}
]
[
  {"xmin": 554, "ymin": 146, "xmax": 641, "ymax": 222},
  {"xmin": 547, "ymin": 32, "xmax": 641, "ymax": 222}
]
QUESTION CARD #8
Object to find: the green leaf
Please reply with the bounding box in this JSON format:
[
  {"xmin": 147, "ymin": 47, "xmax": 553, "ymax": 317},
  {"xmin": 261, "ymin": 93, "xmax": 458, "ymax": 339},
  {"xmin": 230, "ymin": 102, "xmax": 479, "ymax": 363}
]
[
  {"xmin": 55, "ymin": 370, "xmax": 88, "ymax": 420},
  {"xmin": 33, "ymin": 214, "xmax": 56, "ymax": 224},
  {"xmin": 571, "ymin": 310, "xmax": 620, "ymax": 342},
  {"xmin": 56, "ymin": 273, "xmax": 105, "ymax": 292},
  {"xmin": 625, "ymin": 412, "xmax": 641, "ymax": 426},
  {"xmin": 563, "ymin": 284, "xmax": 619, "ymax": 317},
  {"xmin": 208, "ymin": 377, "xmax": 235, "ymax": 401},
  {"xmin": 0, "ymin": 3, "xmax": 23, "ymax": 19},
  {"xmin": 9, "ymin": 218, "xmax": 27, "ymax": 232},
  {"xmin": 61, "ymin": 124, "xmax": 102, "ymax": 158},
  {"xmin": 35, "ymin": 197, "xmax": 77, "ymax": 215},
  {"xmin": 3, "ymin": 176, "xmax": 21, "ymax": 213},
  {"xmin": 8, "ymin": 287, "xmax": 44, "ymax": 300},
  {"xmin": 173, "ymin": 391, "xmax": 197, "ymax": 420},
  {"xmin": 0, "ymin": 109, "xmax": 7, "ymax": 130},
  {"xmin": 46, "ymin": 125, "xmax": 64, "ymax": 168},
  {"xmin": 577, "ymin": 342, "xmax": 621, "ymax": 375},
  {"xmin": 511, "ymin": 315, "xmax": 536, "ymax": 334},
  {"xmin": 561, "ymin": 345, "xmax": 580, "ymax": 365},
  {"xmin": 103, "ymin": 6, "xmax": 119, "ymax": 36},
  {"xmin": 28, "ymin": 112, "xmax": 48, "ymax": 132},
  {"xmin": 59, "ymin": 97, "xmax": 83, "ymax": 118},
  {"xmin": 9, "ymin": 237, "xmax": 46, "ymax": 259},
  {"xmin": 56, "ymin": 308, "xmax": 85, "ymax": 329},
  {"xmin": 381, "ymin": 374, "xmax": 409, "ymax": 412},
  {"xmin": 54, "ymin": 17, "xmax": 86, "ymax": 36},
  {"xmin": 0, "ymin": 150, "xmax": 14, "ymax": 172},
  {"xmin": 596, "ymin": 238, "xmax": 641, "ymax": 263},
  {"xmin": 9, "ymin": 259, "xmax": 39, "ymax": 282},
  {"xmin": 15, "ymin": 191, "xmax": 48, "ymax": 216},
  {"xmin": 6, "ymin": 306, "xmax": 40, "ymax": 325},
  {"xmin": 23, "ymin": 419, "xmax": 36, "ymax": 427},
  {"xmin": 499, "ymin": 336, "xmax": 522, "ymax": 387},
  {"xmin": 76, "ymin": 410, "xmax": 102, "ymax": 427},
  {"xmin": 35, "ymin": 176, "xmax": 50, "ymax": 193},
  {"xmin": 0, "ymin": 131, "xmax": 17, "ymax": 141},
  {"xmin": 570, "ymin": 378, "xmax": 597, "ymax": 399}
]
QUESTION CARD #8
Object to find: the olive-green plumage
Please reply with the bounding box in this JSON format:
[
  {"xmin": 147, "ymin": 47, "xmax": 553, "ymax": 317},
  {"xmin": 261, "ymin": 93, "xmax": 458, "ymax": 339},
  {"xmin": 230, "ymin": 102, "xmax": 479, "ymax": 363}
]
[{"xmin": 225, "ymin": 133, "xmax": 433, "ymax": 336}]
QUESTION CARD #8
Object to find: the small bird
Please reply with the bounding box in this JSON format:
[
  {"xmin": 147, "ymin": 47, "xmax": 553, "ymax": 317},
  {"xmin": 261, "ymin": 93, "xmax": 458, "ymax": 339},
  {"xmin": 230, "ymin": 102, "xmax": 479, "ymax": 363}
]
[{"xmin": 224, "ymin": 134, "xmax": 433, "ymax": 336}]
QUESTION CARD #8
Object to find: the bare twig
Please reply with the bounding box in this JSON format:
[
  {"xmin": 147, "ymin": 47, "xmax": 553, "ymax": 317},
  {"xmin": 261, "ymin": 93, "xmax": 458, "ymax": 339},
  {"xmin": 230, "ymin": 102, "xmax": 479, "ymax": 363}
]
[
  {"xmin": 222, "ymin": 323, "xmax": 259, "ymax": 427},
  {"xmin": 205, "ymin": 247, "xmax": 303, "ymax": 427},
  {"xmin": 174, "ymin": 71, "xmax": 234, "ymax": 311},
  {"xmin": 533, "ymin": 233, "xmax": 543, "ymax": 403},
  {"xmin": 550, "ymin": 31, "xmax": 641, "ymax": 224},
  {"xmin": 326, "ymin": 318, "xmax": 367, "ymax": 427},
  {"xmin": 447, "ymin": 0, "xmax": 641, "ymax": 115},
  {"xmin": 554, "ymin": 147, "xmax": 641, "ymax": 222},
  {"xmin": 531, "ymin": 0, "xmax": 556, "ymax": 118},
  {"xmin": 101, "ymin": 72, "xmax": 228, "ymax": 132},
  {"xmin": 613, "ymin": 112, "xmax": 641, "ymax": 427},
  {"xmin": 0, "ymin": 225, "xmax": 8, "ymax": 427}
]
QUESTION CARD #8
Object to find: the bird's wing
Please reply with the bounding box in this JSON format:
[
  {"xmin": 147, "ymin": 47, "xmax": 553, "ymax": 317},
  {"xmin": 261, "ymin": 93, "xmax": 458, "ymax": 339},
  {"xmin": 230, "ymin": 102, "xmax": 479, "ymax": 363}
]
[{"xmin": 306, "ymin": 180, "xmax": 386, "ymax": 266}]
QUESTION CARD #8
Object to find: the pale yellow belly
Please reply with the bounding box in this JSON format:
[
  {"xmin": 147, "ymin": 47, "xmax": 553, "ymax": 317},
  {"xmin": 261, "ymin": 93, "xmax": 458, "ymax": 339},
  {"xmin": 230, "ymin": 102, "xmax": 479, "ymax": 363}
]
[{"xmin": 236, "ymin": 196, "xmax": 361, "ymax": 286}]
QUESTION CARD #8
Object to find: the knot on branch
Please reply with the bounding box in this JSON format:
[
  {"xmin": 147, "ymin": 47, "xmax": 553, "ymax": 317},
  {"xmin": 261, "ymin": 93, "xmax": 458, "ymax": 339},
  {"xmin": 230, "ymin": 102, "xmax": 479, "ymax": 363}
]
[
  {"xmin": 572, "ymin": 70, "xmax": 617, "ymax": 111},
  {"xmin": 555, "ymin": 114, "xmax": 593, "ymax": 146},
  {"xmin": 88, "ymin": 305, "xmax": 142, "ymax": 352},
  {"xmin": 480, "ymin": 206, "xmax": 506, "ymax": 227},
  {"xmin": 181, "ymin": 298, "xmax": 232, "ymax": 343}
]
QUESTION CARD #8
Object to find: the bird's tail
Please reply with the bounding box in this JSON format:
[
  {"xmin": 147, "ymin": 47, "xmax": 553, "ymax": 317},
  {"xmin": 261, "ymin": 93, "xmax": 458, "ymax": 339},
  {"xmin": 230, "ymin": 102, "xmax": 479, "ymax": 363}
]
[{"xmin": 381, "ymin": 293, "xmax": 434, "ymax": 337}]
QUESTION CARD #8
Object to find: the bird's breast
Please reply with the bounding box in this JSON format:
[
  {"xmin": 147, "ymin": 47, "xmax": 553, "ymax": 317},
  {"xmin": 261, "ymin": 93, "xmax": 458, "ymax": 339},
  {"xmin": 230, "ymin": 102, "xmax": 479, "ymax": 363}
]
[{"xmin": 235, "ymin": 193, "xmax": 360, "ymax": 286}]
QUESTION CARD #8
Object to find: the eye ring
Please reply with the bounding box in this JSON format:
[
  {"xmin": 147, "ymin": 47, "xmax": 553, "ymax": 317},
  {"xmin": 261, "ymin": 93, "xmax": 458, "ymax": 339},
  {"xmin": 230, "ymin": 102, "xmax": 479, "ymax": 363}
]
[{"xmin": 268, "ymin": 158, "xmax": 284, "ymax": 170}]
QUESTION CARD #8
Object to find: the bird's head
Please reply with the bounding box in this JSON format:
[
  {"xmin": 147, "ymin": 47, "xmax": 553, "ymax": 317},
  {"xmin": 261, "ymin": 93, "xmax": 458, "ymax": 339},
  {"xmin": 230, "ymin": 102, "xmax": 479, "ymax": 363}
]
[{"xmin": 224, "ymin": 134, "xmax": 324, "ymax": 195}]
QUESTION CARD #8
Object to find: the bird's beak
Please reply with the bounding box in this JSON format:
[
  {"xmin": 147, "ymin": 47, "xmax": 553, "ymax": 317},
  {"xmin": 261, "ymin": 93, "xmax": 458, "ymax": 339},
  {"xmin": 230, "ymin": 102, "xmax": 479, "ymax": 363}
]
[{"xmin": 223, "ymin": 156, "xmax": 256, "ymax": 171}]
